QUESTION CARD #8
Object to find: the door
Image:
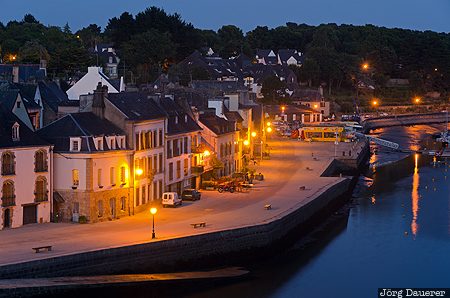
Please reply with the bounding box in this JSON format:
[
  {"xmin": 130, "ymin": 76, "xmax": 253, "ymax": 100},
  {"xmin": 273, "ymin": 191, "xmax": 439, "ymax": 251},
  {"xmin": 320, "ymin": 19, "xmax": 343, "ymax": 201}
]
[
  {"xmin": 4, "ymin": 209, "xmax": 11, "ymax": 228},
  {"xmin": 109, "ymin": 198, "xmax": 116, "ymax": 219},
  {"xmin": 23, "ymin": 205, "xmax": 37, "ymax": 225}
]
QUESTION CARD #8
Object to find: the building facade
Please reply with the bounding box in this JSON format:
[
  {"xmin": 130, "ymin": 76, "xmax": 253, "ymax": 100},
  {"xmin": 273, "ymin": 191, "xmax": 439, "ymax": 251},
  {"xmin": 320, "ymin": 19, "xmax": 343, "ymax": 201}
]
[{"xmin": 0, "ymin": 105, "xmax": 52, "ymax": 229}]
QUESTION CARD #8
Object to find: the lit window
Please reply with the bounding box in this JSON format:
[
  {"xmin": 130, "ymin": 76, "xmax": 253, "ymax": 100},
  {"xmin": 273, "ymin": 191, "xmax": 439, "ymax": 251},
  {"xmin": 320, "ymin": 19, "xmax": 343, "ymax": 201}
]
[
  {"xmin": 110, "ymin": 167, "xmax": 115, "ymax": 185},
  {"xmin": 98, "ymin": 169, "xmax": 102, "ymax": 187},
  {"xmin": 72, "ymin": 169, "xmax": 79, "ymax": 186},
  {"xmin": 120, "ymin": 166, "xmax": 126, "ymax": 184}
]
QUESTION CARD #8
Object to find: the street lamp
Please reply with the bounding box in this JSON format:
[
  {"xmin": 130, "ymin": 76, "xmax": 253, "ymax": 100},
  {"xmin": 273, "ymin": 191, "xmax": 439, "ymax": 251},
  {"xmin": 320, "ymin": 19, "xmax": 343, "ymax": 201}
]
[
  {"xmin": 414, "ymin": 97, "xmax": 421, "ymax": 104},
  {"xmin": 150, "ymin": 207, "xmax": 157, "ymax": 239},
  {"xmin": 362, "ymin": 63, "xmax": 369, "ymax": 71},
  {"xmin": 203, "ymin": 150, "xmax": 211, "ymax": 157},
  {"xmin": 266, "ymin": 126, "xmax": 273, "ymax": 133},
  {"xmin": 135, "ymin": 168, "xmax": 143, "ymax": 176},
  {"xmin": 251, "ymin": 131, "xmax": 257, "ymax": 138},
  {"xmin": 243, "ymin": 140, "xmax": 250, "ymax": 146}
]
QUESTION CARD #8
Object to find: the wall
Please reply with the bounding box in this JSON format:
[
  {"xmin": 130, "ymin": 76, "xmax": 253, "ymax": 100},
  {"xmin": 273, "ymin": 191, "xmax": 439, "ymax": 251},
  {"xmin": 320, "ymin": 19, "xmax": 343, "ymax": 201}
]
[
  {"xmin": 66, "ymin": 67, "xmax": 119, "ymax": 100},
  {"xmin": 1, "ymin": 146, "xmax": 52, "ymax": 229},
  {"xmin": 0, "ymin": 178, "xmax": 351, "ymax": 278}
]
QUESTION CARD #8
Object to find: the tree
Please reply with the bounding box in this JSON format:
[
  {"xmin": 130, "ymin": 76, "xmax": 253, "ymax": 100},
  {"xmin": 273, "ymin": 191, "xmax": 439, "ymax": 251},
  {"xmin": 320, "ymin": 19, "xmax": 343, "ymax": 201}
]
[
  {"xmin": 63, "ymin": 23, "xmax": 71, "ymax": 34},
  {"xmin": 22, "ymin": 14, "xmax": 39, "ymax": 24},
  {"xmin": 261, "ymin": 76, "xmax": 287, "ymax": 103},
  {"xmin": 105, "ymin": 12, "xmax": 136, "ymax": 47},
  {"xmin": 217, "ymin": 25, "xmax": 244, "ymax": 58},
  {"xmin": 19, "ymin": 41, "xmax": 50, "ymax": 63},
  {"xmin": 76, "ymin": 24, "xmax": 102, "ymax": 49},
  {"xmin": 296, "ymin": 58, "xmax": 320, "ymax": 87}
]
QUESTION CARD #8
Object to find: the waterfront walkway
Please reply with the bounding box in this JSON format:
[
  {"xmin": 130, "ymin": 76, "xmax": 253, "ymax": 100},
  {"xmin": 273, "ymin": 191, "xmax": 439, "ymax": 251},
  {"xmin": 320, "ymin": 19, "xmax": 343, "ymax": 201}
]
[{"xmin": 0, "ymin": 138, "xmax": 362, "ymax": 267}]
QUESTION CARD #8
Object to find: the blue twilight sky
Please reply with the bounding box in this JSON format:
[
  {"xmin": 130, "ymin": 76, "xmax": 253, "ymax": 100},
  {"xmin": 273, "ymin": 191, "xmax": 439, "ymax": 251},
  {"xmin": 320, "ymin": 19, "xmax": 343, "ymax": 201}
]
[{"xmin": 0, "ymin": 0, "xmax": 449, "ymax": 33}]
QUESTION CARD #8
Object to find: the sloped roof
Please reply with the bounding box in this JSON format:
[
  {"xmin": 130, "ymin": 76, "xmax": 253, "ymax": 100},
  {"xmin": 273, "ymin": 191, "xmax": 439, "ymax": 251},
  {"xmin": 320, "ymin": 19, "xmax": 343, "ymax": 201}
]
[
  {"xmin": 38, "ymin": 81, "xmax": 69, "ymax": 112},
  {"xmin": 0, "ymin": 90, "xmax": 19, "ymax": 111},
  {"xmin": 0, "ymin": 103, "xmax": 49, "ymax": 149},
  {"xmin": 199, "ymin": 114, "xmax": 236, "ymax": 136},
  {"xmin": 108, "ymin": 92, "xmax": 167, "ymax": 121},
  {"xmin": 37, "ymin": 112, "xmax": 126, "ymax": 152},
  {"xmin": 159, "ymin": 98, "xmax": 202, "ymax": 136}
]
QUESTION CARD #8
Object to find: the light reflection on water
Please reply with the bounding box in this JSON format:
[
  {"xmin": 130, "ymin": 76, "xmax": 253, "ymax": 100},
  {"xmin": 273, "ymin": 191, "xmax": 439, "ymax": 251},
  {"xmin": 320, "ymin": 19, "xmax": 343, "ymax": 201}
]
[{"xmin": 411, "ymin": 153, "xmax": 420, "ymax": 236}]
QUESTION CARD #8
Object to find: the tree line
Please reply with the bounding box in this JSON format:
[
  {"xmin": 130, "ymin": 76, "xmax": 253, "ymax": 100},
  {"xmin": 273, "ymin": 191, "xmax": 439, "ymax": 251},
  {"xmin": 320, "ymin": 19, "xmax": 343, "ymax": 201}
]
[{"xmin": 0, "ymin": 7, "xmax": 449, "ymax": 96}]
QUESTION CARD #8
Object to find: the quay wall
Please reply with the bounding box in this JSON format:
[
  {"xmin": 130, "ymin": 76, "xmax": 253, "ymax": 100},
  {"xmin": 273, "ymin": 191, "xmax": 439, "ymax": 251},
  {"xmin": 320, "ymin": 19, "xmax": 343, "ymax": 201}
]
[{"xmin": 0, "ymin": 179, "xmax": 352, "ymax": 279}]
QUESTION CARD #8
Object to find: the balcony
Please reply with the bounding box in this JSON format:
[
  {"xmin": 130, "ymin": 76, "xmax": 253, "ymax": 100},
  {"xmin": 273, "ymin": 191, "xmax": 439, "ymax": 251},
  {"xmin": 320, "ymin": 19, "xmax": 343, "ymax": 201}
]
[
  {"xmin": 1, "ymin": 196, "xmax": 16, "ymax": 207},
  {"xmin": 34, "ymin": 192, "xmax": 49, "ymax": 202},
  {"xmin": 191, "ymin": 165, "xmax": 204, "ymax": 175}
]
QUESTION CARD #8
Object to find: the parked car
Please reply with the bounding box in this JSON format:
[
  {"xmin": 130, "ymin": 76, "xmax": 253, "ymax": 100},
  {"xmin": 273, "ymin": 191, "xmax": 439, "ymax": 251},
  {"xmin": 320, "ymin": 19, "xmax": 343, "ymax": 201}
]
[
  {"xmin": 162, "ymin": 192, "xmax": 182, "ymax": 208},
  {"xmin": 181, "ymin": 189, "xmax": 201, "ymax": 201}
]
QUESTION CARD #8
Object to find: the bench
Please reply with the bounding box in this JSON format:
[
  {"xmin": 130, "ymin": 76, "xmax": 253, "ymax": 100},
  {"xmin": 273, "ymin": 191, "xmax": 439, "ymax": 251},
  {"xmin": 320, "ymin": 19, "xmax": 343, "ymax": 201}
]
[
  {"xmin": 32, "ymin": 246, "xmax": 52, "ymax": 253},
  {"xmin": 299, "ymin": 186, "xmax": 306, "ymax": 190},
  {"xmin": 191, "ymin": 222, "xmax": 206, "ymax": 228},
  {"xmin": 264, "ymin": 204, "xmax": 272, "ymax": 210},
  {"xmin": 306, "ymin": 167, "xmax": 313, "ymax": 171}
]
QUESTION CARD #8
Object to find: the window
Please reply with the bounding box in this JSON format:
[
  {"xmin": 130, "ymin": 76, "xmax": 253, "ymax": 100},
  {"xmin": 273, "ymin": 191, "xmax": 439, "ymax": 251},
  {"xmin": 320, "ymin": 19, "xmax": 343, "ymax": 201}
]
[
  {"xmin": 147, "ymin": 156, "xmax": 153, "ymax": 177},
  {"xmin": 72, "ymin": 169, "xmax": 79, "ymax": 186},
  {"xmin": 1, "ymin": 152, "xmax": 15, "ymax": 175},
  {"xmin": 169, "ymin": 163, "xmax": 174, "ymax": 181},
  {"xmin": 109, "ymin": 137, "xmax": 116, "ymax": 149},
  {"xmin": 34, "ymin": 150, "xmax": 48, "ymax": 172},
  {"xmin": 153, "ymin": 130, "xmax": 157, "ymax": 147},
  {"xmin": 135, "ymin": 133, "xmax": 140, "ymax": 150},
  {"xmin": 184, "ymin": 115, "xmax": 188, "ymax": 123},
  {"xmin": 120, "ymin": 137, "xmax": 125, "ymax": 149},
  {"xmin": 71, "ymin": 138, "xmax": 80, "ymax": 152},
  {"xmin": 176, "ymin": 160, "xmax": 181, "ymax": 179},
  {"xmin": 173, "ymin": 139, "xmax": 179, "ymax": 157},
  {"xmin": 95, "ymin": 138, "xmax": 103, "ymax": 151},
  {"xmin": 167, "ymin": 140, "xmax": 172, "ymax": 158},
  {"xmin": 98, "ymin": 200, "xmax": 103, "ymax": 217},
  {"xmin": 97, "ymin": 169, "xmax": 103, "ymax": 187},
  {"xmin": 154, "ymin": 155, "xmax": 158, "ymax": 173},
  {"xmin": 220, "ymin": 144, "xmax": 224, "ymax": 158},
  {"xmin": 153, "ymin": 181, "xmax": 157, "ymax": 200},
  {"xmin": 184, "ymin": 158, "xmax": 188, "ymax": 176},
  {"xmin": 110, "ymin": 167, "xmax": 115, "ymax": 185},
  {"xmin": 12, "ymin": 123, "xmax": 19, "ymax": 141},
  {"xmin": 175, "ymin": 116, "xmax": 178, "ymax": 124},
  {"xmin": 158, "ymin": 129, "xmax": 163, "ymax": 147},
  {"xmin": 136, "ymin": 188, "xmax": 140, "ymax": 206},
  {"xmin": 184, "ymin": 137, "xmax": 188, "ymax": 154},
  {"xmin": 142, "ymin": 186, "xmax": 146, "ymax": 205},
  {"xmin": 158, "ymin": 153, "xmax": 163, "ymax": 173},
  {"xmin": 158, "ymin": 180, "xmax": 163, "ymax": 199},
  {"xmin": 120, "ymin": 197, "xmax": 126, "ymax": 212},
  {"xmin": 148, "ymin": 131, "xmax": 152, "ymax": 148},
  {"xmin": 1, "ymin": 180, "xmax": 15, "ymax": 207},
  {"xmin": 120, "ymin": 166, "xmax": 126, "ymax": 184},
  {"xmin": 17, "ymin": 101, "xmax": 21, "ymax": 108},
  {"xmin": 35, "ymin": 177, "xmax": 48, "ymax": 202}
]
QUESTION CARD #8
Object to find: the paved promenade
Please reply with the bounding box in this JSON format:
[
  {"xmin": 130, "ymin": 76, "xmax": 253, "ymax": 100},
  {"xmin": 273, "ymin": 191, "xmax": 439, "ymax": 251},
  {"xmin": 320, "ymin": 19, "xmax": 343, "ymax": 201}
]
[{"xmin": 0, "ymin": 137, "xmax": 361, "ymax": 267}]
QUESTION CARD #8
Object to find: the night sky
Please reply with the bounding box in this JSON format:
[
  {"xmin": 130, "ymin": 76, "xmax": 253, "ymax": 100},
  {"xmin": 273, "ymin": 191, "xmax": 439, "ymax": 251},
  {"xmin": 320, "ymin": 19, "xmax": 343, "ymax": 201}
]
[{"xmin": 0, "ymin": 0, "xmax": 449, "ymax": 33}]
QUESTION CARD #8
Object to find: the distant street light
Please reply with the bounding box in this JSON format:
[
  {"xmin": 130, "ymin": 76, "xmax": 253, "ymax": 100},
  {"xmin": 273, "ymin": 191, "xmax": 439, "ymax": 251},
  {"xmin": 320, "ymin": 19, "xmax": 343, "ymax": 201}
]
[
  {"xmin": 203, "ymin": 150, "xmax": 211, "ymax": 157},
  {"xmin": 150, "ymin": 207, "xmax": 157, "ymax": 239},
  {"xmin": 372, "ymin": 100, "xmax": 378, "ymax": 106},
  {"xmin": 251, "ymin": 131, "xmax": 257, "ymax": 138},
  {"xmin": 414, "ymin": 97, "xmax": 421, "ymax": 104},
  {"xmin": 266, "ymin": 127, "xmax": 273, "ymax": 133},
  {"xmin": 243, "ymin": 140, "xmax": 250, "ymax": 146},
  {"xmin": 362, "ymin": 63, "xmax": 369, "ymax": 71},
  {"xmin": 135, "ymin": 168, "xmax": 143, "ymax": 176}
]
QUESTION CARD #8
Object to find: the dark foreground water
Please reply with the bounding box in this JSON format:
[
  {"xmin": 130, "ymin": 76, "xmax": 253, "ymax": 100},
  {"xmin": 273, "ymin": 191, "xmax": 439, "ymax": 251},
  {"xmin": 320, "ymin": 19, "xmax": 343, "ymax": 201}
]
[{"xmin": 187, "ymin": 125, "xmax": 450, "ymax": 298}]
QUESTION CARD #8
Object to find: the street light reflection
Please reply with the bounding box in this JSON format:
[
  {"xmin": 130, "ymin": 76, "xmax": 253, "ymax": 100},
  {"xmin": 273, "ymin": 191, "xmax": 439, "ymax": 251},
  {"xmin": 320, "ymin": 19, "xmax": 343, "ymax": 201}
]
[{"xmin": 411, "ymin": 153, "xmax": 420, "ymax": 236}]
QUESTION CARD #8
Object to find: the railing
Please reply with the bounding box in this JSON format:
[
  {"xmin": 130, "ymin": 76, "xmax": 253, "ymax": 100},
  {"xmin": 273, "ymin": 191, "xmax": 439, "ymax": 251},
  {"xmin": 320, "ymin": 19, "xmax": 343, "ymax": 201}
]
[
  {"xmin": 1, "ymin": 196, "xmax": 16, "ymax": 207},
  {"xmin": 191, "ymin": 165, "xmax": 204, "ymax": 175},
  {"xmin": 35, "ymin": 192, "xmax": 49, "ymax": 202}
]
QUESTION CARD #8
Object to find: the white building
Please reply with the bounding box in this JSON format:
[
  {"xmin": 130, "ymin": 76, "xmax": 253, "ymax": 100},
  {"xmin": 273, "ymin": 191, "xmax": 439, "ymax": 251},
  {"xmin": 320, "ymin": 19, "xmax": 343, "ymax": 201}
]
[
  {"xmin": 0, "ymin": 105, "xmax": 52, "ymax": 229},
  {"xmin": 104, "ymin": 91, "xmax": 167, "ymax": 213},
  {"xmin": 37, "ymin": 112, "xmax": 133, "ymax": 223},
  {"xmin": 159, "ymin": 98, "xmax": 202, "ymax": 194},
  {"xmin": 66, "ymin": 67, "xmax": 124, "ymax": 100}
]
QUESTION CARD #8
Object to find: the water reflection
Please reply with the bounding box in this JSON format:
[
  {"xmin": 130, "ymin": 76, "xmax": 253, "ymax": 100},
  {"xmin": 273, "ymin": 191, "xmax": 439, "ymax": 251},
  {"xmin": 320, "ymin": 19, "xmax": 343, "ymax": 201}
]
[{"xmin": 411, "ymin": 154, "xmax": 420, "ymax": 236}]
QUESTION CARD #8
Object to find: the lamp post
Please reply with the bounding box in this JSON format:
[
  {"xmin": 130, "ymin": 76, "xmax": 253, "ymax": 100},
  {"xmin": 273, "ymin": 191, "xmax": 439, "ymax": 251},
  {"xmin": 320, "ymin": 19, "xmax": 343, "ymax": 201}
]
[{"xmin": 150, "ymin": 207, "xmax": 157, "ymax": 239}]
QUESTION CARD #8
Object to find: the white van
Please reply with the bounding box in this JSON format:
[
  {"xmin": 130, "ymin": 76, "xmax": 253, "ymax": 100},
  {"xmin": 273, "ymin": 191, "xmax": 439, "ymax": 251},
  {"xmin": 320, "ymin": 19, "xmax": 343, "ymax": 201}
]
[{"xmin": 162, "ymin": 192, "xmax": 182, "ymax": 208}]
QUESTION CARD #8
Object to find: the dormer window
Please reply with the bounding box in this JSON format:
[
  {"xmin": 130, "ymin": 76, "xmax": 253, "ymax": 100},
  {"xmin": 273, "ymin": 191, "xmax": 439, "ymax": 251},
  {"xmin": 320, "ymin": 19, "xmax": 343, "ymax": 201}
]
[
  {"xmin": 184, "ymin": 115, "xmax": 188, "ymax": 123},
  {"xmin": 16, "ymin": 101, "xmax": 21, "ymax": 109},
  {"xmin": 109, "ymin": 137, "xmax": 116, "ymax": 150},
  {"xmin": 12, "ymin": 123, "xmax": 20, "ymax": 142},
  {"xmin": 175, "ymin": 116, "xmax": 178, "ymax": 124},
  {"xmin": 95, "ymin": 137, "xmax": 104, "ymax": 151},
  {"xmin": 70, "ymin": 137, "xmax": 81, "ymax": 152}
]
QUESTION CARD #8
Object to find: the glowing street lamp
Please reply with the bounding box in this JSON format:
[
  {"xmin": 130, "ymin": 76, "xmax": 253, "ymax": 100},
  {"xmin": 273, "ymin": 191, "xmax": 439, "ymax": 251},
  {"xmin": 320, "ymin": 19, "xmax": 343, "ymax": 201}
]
[
  {"xmin": 266, "ymin": 122, "xmax": 271, "ymax": 127},
  {"xmin": 150, "ymin": 207, "xmax": 157, "ymax": 239},
  {"xmin": 243, "ymin": 140, "xmax": 250, "ymax": 146},
  {"xmin": 414, "ymin": 97, "xmax": 421, "ymax": 104},
  {"xmin": 251, "ymin": 131, "xmax": 257, "ymax": 138},
  {"xmin": 362, "ymin": 63, "xmax": 369, "ymax": 71},
  {"xmin": 203, "ymin": 150, "xmax": 211, "ymax": 157},
  {"xmin": 281, "ymin": 106, "xmax": 286, "ymax": 113},
  {"xmin": 372, "ymin": 100, "xmax": 378, "ymax": 107},
  {"xmin": 135, "ymin": 168, "xmax": 143, "ymax": 176},
  {"xmin": 266, "ymin": 127, "xmax": 273, "ymax": 133}
]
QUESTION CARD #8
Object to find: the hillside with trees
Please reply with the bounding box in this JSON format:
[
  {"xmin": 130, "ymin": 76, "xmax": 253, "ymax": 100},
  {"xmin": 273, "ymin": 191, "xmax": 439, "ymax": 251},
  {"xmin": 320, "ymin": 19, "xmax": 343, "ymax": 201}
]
[{"xmin": 1, "ymin": 7, "xmax": 449, "ymax": 102}]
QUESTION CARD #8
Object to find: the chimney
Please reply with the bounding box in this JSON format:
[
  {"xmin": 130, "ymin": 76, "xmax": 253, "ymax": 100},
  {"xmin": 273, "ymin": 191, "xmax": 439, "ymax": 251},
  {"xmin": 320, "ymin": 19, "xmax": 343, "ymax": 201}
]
[
  {"xmin": 12, "ymin": 65, "xmax": 19, "ymax": 83},
  {"xmin": 92, "ymin": 82, "xmax": 107, "ymax": 119}
]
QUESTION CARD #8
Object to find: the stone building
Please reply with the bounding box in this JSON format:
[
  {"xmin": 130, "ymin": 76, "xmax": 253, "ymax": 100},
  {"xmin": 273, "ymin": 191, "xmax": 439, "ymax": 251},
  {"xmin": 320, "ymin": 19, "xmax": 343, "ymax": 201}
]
[
  {"xmin": 0, "ymin": 104, "xmax": 52, "ymax": 229},
  {"xmin": 38, "ymin": 112, "xmax": 133, "ymax": 223}
]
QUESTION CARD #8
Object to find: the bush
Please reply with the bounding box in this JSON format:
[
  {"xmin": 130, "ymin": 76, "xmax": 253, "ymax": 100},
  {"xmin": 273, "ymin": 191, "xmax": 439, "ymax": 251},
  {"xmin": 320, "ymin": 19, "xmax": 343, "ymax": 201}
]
[{"xmin": 78, "ymin": 215, "xmax": 88, "ymax": 224}]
